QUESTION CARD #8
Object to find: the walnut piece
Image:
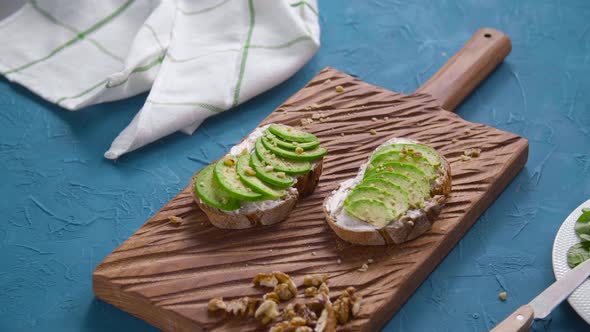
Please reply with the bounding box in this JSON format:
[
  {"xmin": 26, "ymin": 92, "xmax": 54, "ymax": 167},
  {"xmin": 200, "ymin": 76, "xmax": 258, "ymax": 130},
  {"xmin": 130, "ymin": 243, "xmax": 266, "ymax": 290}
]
[
  {"xmin": 207, "ymin": 297, "xmax": 226, "ymax": 311},
  {"xmin": 303, "ymin": 274, "xmax": 328, "ymax": 287},
  {"xmin": 168, "ymin": 216, "xmax": 183, "ymax": 226},
  {"xmin": 253, "ymin": 273, "xmax": 279, "ymax": 288},
  {"xmin": 264, "ymin": 292, "xmax": 280, "ymax": 303},
  {"xmin": 464, "ymin": 148, "xmax": 481, "ymax": 158},
  {"xmin": 255, "ymin": 299, "xmax": 281, "ymax": 324},
  {"xmin": 315, "ymin": 303, "xmax": 337, "ymax": 332},
  {"xmin": 274, "ymin": 283, "xmax": 295, "ymax": 301},
  {"xmin": 304, "ymin": 287, "xmax": 318, "ymax": 297},
  {"xmin": 273, "ymin": 271, "xmax": 297, "ymax": 297}
]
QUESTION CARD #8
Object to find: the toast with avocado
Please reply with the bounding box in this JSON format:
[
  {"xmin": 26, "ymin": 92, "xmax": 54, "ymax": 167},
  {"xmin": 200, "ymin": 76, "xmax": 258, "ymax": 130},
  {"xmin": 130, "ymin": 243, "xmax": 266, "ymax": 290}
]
[
  {"xmin": 323, "ymin": 138, "xmax": 451, "ymax": 245},
  {"xmin": 192, "ymin": 124, "xmax": 326, "ymax": 229}
]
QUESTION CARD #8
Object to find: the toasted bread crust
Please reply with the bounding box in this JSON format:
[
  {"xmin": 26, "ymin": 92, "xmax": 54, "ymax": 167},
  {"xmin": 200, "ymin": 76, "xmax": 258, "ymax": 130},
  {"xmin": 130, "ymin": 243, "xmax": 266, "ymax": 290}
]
[
  {"xmin": 192, "ymin": 159, "xmax": 323, "ymax": 229},
  {"xmin": 324, "ymin": 149, "xmax": 451, "ymax": 245}
]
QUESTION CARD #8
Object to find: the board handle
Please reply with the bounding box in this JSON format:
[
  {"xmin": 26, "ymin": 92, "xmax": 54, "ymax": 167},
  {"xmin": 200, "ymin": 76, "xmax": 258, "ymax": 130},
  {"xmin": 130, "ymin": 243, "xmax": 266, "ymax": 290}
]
[{"xmin": 416, "ymin": 28, "xmax": 511, "ymax": 112}]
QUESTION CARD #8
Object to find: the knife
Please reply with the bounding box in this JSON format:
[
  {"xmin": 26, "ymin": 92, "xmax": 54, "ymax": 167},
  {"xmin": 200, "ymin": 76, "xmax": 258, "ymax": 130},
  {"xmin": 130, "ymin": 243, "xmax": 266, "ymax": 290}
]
[{"xmin": 491, "ymin": 258, "xmax": 590, "ymax": 331}]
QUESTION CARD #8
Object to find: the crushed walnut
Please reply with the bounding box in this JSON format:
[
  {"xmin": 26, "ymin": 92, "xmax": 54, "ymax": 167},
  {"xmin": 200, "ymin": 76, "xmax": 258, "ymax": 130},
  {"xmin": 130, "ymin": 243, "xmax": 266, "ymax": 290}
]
[
  {"xmin": 208, "ymin": 272, "xmax": 362, "ymax": 330},
  {"xmin": 301, "ymin": 118, "xmax": 314, "ymax": 126},
  {"xmin": 304, "ymin": 274, "xmax": 328, "ymax": 287},
  {"xmin": 253, "ymin": 273, "xmax": 279, "ymax": 288},
  {"xmin": 168, "ymin": 216, "xmax": 183, "ymax": 226},
  {"xmin": 357, "ymin": 263, "xmax": 369, "ymax": 272},
  {"xmin": 464, "ymin": 148, "xmax": 481, "ymax": 158},
  {"xmin": 499, "ymin": 291, "xmax": 507, "ymax": 301}
]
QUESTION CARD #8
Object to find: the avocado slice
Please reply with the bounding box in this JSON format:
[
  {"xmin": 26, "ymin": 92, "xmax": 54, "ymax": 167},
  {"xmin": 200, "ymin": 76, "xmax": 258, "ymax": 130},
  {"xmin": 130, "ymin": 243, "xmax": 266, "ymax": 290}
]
[
  {"xmin": 370, "ymin": 151, "xmax": 437, "ymax": 179},
  {"xmin": 268, "ymin": 124, "xmax": 318, "ymax": 143},
  {"xmin": 344, "ymin": 199, "xmax": 395, "ymax": 228},
  {"xmin": 365, "ymin": 171, "xmax": 429, "ymax": 205},
  {"xmin": 359, "ymin": 178, "xmax": 410, "ymax": 213},
  {"xmin": 250, "ymin": 152, "xmax": 295, "ymax": 189},
  {"xmin": 265, "ymin": 130, "xmax": 320, "ymax": 151},
  {"xmin": 344, "ymin": 186, "xmax": 397, "ymax": 208},
  {"xmin": 214, "ymin": 157, "xmax": 264, "ymax": 201},
  {"xmin": 261, "ymin": 136, "xmax": 327, "ymax": 162},
  {"xmin": 254, "ymin": 138, "xmax": 311, "ymax": 175},
  {"xmin": 374, "ymin": 143, "xmax": 442, "ymax": 167},
  {"xmin": 236, "ymin": 154, "xmax": 286, "ymax": 199},
  {"xmin": 364, "ymin": 161, "xmax": 432, "ymax": 188},
  {"xmin": 194, "ymin": 164, "xmax": 240, "ymax": 211}
]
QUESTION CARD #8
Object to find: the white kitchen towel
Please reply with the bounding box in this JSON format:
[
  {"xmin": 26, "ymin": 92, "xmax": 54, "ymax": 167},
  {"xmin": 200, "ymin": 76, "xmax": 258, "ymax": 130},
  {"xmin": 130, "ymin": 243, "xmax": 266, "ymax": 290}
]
[{"xmin": 0, "ymin": 0, "xmax": 320, "ymax": 159}]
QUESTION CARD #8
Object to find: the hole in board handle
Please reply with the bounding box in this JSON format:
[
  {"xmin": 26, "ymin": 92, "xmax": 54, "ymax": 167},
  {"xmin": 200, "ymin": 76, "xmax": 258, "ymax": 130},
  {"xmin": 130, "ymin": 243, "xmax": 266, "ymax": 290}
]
[{"xmin": 484, "ymin": 33, "xmax": 492, "ymax": 38}]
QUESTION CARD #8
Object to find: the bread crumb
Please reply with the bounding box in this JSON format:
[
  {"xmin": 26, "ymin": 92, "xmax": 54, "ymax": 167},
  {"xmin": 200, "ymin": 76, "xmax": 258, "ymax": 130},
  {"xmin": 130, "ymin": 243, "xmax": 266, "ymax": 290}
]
[
  {"xmin": 269, "ymin": 249, "xmax": 273, "ymax": 253},
  {"xmin": 168, "ymin": 216, "xmax": 183, "ymax": 226},
  {"xmin": 369, "ymin": 129, "xmax": 377, "ymax": 135},
  {"xmin": 337, "ymin": 259, "xmax": 342, "ymax": 264},
  {"xmin": 367, "ymin": 259, "xmax": 374, "ymax": 264},
  {"xmin": 311, "ymin": 251, "xmax": 317, "ymax": 256},
  {"xmin": 499, "ymin": 292, "xmax": 507, "ymax": 301},
  {"xmin": 452, "ymin": 138, "xmax": 459, "ymax": 143},
  {"xmin": 384, "ymin": 116, "xmax": 389, "ymax": 120},
  {"xmin": 357, "ymin": 263, "xmax": 369, "ymax": 272},
  {"xmin": 340, "ymin": 133, "xmax": 345, "ymax": 137},
  {"xmin": 311, "ymin": 113, "xmax": 321, "ymax": 120},
  {"xmin": 335, "ymin": 85, "xmax": 344, "ymax": 93},
  {"xmin": 460, "ymin": 155, "xmax": 471, "ymax": 161},
  {"xmin": 371, "ymin": 117, "xmax": 378, "ymax": 121},
  {"xmin": 324, "ymin": 79, "xmax": 331, "ymax": 84}
]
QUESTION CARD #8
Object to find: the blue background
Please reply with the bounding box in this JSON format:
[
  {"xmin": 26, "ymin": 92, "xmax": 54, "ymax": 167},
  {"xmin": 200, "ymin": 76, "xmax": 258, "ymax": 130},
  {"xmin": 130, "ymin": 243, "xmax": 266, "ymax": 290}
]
[{"xmin": 1, "ymin": 0, "xmax": 590, "ymax": 331}]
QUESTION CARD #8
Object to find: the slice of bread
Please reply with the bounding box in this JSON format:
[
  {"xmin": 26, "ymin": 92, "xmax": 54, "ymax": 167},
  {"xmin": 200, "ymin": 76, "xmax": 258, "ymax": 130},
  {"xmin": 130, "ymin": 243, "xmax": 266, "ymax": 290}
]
[
  {"xmin": 324, "ymin": 138, "xmax": 451, "ymax": 245},
  {"xmin": 191, "ymin": 125, "xmax": 324, "ymax": 229}
]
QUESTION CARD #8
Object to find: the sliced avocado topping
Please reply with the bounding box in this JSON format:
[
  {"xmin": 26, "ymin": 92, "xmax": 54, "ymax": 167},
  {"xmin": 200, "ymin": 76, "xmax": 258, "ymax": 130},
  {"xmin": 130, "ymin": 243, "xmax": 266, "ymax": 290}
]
[
  {"xmin": 345, "ymin": 186, "xmax": 397, "ymax": 208},
  {"xmin": 344, "ymin": 199, "xmax": 396, "ymax": 228},
  {"xmin": 265, "ymin": 130, "xmax": 320, "ymax": 151},
  {"xmin": 370, "ymin": 151, "xmax": 437, "ymax": 178},
  {"xmin": 250, "ymin": 152, "xmax": 295, "ymax": 189},
  {"xmin": 360, "ymin": 178, "xmax": 410, "ymax": 213},
  {"xmin": 255, "ymin": 138, "xmax": 311, "ymax": 175},
  {"xmin": 268, "ymin": 124, "xmax": 318, "ymax": 143},
  {"xmin": 214, "ymin": 157, "xmax": 264, "ymax": 201},
  {"xmin": 374, "ymin": 143, "xmax": 441, "ymax": 167},
  {"xmin": 261, "ymin": 136, "xmax": 327, "ymax": 162},
  {"xmin": 236, "ymin": 154, "xmax": 286, "ymax": 199},
  {"xmin": 194, "ymin": 164, "xmax": 240, "ymax": 211},
  {"xmin": 365, "ymin": 171, "xmax": 428, "ymax": 206},
  {"xmin": 364, "ymin": 161, "xmax": 431, "ymax": 186}
]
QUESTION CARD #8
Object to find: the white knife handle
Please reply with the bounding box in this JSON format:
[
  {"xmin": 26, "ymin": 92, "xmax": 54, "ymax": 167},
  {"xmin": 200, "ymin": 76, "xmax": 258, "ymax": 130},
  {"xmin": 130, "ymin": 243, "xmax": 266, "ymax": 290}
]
[{"xmin": 490, "ymin": 304, "xmax": 534, "ymax": 332}]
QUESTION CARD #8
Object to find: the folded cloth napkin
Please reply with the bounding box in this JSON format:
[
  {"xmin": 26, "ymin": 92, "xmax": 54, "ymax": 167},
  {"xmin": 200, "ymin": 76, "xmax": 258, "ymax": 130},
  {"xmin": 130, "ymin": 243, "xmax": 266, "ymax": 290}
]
[{"xmin": 0, "ymin": 0, "xmax": 320, "ymax": 159}]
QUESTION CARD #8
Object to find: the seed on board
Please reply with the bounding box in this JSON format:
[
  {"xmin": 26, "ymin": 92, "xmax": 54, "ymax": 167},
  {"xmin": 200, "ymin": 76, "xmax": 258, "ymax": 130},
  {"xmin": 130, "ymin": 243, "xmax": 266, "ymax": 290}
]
[
  {"xmin": 295, "ymin": 147, "xmax": 304, "ymax": 154},
  {"xmin": 335, "ymin": 85, "xmax": 344, "ymax": 93},
  {"xmin": 499, "ymin": 292, "xmax": 507, "ymax": 301},
  {"xmin": 223, "ymin": 158, "xmax": 235, "ymax": 166},
  {"xmin": 370, "ymin": 129, "xmax": 377, "ymax": 135}
]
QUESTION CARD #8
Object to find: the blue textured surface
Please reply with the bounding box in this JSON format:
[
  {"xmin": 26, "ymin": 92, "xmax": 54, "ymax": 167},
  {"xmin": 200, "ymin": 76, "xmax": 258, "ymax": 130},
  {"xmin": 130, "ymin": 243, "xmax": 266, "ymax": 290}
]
[{"xmin": 1, "ymin": 1, "xmax": 590, "ymax": 331}]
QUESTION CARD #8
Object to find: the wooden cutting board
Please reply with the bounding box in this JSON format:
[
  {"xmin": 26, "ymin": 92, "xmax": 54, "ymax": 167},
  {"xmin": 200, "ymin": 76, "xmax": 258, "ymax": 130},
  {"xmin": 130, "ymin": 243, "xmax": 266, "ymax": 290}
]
[{"xmin": 93, "ymin": 28, "xmax": 528, "ymax": 331}]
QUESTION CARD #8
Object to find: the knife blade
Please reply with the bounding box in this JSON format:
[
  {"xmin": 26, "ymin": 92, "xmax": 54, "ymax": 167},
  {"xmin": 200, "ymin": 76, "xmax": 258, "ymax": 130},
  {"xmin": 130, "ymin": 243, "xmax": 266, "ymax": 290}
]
[
  {"xmin": 492, "ymin": 258, "xmax": 590, "ymax": 332},
  {"xmin": 530, "ymin": 258, "xmax": 590, "ymax": 319}
]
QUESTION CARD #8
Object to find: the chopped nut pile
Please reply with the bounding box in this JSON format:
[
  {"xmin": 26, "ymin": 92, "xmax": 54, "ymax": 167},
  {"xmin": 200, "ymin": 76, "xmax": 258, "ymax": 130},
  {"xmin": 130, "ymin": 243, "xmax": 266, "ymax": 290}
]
[{"xmin": 207, "ymin": 271, "xmax": 363, "ymax": 331}]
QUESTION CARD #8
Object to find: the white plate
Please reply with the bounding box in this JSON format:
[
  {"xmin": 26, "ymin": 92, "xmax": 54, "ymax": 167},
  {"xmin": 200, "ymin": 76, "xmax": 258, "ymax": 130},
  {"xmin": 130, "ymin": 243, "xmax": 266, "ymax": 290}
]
[{"xmin": 552, "ymin": 198, "xmax": 590, "ymax": 325}]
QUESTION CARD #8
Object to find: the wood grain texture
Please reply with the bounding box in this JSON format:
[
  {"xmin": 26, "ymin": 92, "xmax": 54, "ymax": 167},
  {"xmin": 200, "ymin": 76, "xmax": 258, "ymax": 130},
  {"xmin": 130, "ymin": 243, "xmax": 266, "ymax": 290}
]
[{"xmin": 93, "ymin": 68, "xmax": 528, "ymax": 331}]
